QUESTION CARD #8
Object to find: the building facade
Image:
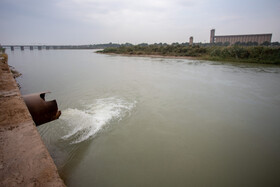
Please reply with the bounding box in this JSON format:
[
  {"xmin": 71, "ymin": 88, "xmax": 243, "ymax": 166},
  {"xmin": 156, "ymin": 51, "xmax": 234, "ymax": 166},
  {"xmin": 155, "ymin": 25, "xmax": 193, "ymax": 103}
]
[
  {"xmin": 210, "ymin": 29, "xmax": 272, "ymax": 45},
  {"xmin": 210, "ymin": 29, "xmax": 215, "ymax": 44},
  {"xmin": 189, "ymin": 36, "xmax": 193, "ymax": 45}
]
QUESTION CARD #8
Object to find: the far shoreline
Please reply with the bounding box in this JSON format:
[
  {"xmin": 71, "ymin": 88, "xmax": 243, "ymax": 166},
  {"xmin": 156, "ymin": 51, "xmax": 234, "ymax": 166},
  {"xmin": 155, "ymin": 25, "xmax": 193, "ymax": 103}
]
[
  {"xmin": 95, "ymin": 51, "xmax": 280, "ymax": 66},
  {"xmin": 96, "ymin": 45, "xmax": 280, "ymax": 65},
  {"xmin": 96, "ymin": 52, "xmax": 201, "ymax": 60}
]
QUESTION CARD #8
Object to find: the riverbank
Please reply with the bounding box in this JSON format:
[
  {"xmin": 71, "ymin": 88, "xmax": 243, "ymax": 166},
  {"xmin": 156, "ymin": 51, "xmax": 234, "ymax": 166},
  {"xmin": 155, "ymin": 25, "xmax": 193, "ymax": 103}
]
[
  {"xmin": 99, "ymin": 52, "xmax": 200, "ymax": 60},
  {"xmin": 97, "ymin": 45, "xmax": 280, "ymax": 64},
  {"xmin": 0, "ymin": 53, "xmax": 65, "ymax": 186}
]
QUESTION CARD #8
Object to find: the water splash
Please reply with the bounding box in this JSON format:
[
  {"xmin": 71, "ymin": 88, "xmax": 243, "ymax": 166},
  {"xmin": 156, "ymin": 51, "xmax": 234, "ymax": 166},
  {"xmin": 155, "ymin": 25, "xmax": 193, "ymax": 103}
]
[{"xmin": 60, "ymin": 97, "xmax": 136, "ymax": 144}]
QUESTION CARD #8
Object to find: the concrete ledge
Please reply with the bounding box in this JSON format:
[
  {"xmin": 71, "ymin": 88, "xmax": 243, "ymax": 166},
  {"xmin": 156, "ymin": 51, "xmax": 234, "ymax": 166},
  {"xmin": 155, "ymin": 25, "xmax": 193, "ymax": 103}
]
[{"xmin": 0, "ymin": 54, "xmax": 65, "ymax": 186}]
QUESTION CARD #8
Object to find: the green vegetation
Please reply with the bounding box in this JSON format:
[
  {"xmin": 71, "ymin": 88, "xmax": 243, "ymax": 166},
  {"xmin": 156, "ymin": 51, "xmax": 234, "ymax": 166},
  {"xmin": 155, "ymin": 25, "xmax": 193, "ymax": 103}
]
[
  {"xmin": 98, "ymin": 44, "xmax": 280, "ymax": 64},
  {"xmin": 0, "ymin": 53, "xmax": 8, "ymax": 62}
]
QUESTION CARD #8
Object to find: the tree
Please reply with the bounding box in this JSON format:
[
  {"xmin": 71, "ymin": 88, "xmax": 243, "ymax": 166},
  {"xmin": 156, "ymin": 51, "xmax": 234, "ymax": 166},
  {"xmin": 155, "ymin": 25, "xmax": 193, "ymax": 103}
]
[{"xmin": 261, "ymin": 41, "xmax": 270, "ymax": 46}]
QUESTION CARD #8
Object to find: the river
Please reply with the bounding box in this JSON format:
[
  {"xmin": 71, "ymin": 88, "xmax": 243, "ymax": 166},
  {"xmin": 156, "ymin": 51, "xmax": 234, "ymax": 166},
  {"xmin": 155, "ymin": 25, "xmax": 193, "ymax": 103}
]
[{"xmin": 6, "ymin": 49, "xmax": 280, "ymax": 186}]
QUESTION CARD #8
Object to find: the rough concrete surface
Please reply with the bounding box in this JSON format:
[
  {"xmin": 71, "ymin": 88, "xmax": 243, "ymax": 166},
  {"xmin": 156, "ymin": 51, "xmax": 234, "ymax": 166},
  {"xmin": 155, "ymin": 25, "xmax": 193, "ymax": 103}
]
[{"xmin": 0, "ymin": 54, "xmax": 65, "ymax": 186}]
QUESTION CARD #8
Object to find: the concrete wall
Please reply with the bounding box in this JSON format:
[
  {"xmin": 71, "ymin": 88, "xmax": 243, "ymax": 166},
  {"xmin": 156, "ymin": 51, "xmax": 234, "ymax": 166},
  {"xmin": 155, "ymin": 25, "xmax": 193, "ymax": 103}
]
[{"xmin": 0, "ymin": 54, "xmax": 65, "ymax": 186}]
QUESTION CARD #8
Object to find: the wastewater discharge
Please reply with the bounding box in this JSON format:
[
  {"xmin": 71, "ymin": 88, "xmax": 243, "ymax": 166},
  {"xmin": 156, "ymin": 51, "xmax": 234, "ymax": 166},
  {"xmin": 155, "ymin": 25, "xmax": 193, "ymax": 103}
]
[{"xmin": 60, "ymin": 97, "xmax": 136, "ymax": 144}]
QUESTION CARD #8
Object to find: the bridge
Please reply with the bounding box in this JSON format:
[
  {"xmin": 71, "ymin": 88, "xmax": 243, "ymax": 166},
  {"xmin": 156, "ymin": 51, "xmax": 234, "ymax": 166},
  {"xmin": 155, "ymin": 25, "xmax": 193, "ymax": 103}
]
[{"xmin": 2, "ymin": 45, "xmax": 98, "ymax": 51}]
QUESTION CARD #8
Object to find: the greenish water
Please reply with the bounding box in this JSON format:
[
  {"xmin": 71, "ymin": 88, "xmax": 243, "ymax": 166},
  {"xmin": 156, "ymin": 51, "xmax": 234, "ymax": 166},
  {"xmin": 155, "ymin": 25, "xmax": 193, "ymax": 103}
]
[{"xmin": 7, "ymin": 49, "xmax": 280, "ymax": 187}]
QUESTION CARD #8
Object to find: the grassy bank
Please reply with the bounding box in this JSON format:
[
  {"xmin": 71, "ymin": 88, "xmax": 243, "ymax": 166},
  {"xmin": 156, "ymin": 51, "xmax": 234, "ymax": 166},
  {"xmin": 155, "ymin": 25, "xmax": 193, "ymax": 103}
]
[{"xmin": 97, "ymin": 45, "xmax": 280, "ymax": 64}]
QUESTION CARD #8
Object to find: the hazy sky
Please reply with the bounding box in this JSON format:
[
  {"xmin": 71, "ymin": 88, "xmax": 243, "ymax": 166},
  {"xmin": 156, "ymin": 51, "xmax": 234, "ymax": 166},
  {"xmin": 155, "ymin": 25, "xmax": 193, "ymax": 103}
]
[{"xmin": 0, "ymin": 0, "xmax": 279, "ymax": 45}]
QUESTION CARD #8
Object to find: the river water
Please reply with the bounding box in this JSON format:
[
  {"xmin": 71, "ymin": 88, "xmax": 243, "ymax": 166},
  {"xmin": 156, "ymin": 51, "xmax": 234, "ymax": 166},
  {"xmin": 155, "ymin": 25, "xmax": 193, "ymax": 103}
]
[{"xmin": 6, "ymin": 49, "xmax": 280, "ymax": 186}]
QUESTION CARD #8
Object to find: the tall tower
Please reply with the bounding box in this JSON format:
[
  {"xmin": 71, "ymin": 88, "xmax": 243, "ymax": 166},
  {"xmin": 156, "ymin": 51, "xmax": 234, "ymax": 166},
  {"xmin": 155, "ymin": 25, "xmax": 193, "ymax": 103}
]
[
  {"xmin": 189, "ymin": 36, "xmax": 193, "ymax": 45},
  {"xmin": 210, "ymin": 29, "xmax": 215, "ymax": 43}
]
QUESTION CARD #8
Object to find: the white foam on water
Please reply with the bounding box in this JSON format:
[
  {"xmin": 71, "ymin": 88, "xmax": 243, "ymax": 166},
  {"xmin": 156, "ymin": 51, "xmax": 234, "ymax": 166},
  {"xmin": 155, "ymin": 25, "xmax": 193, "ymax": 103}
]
[{"xmin": 60, "ymin": 97, "xmax": 136, "ymax": 144}]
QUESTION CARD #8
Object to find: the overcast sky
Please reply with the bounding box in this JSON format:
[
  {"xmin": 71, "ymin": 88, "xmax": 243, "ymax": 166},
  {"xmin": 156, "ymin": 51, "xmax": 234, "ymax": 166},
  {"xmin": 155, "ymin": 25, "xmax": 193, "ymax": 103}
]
[{"xmin": 0, "ymin": 0, "xmax": 279, "ymax": 45}]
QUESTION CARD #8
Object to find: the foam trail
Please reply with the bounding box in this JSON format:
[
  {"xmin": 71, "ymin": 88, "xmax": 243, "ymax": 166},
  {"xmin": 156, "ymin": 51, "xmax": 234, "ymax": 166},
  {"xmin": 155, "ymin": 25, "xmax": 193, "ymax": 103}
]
[{"xmin": 60, "ymin": 97, "xmax": 136, "ymax": 144}]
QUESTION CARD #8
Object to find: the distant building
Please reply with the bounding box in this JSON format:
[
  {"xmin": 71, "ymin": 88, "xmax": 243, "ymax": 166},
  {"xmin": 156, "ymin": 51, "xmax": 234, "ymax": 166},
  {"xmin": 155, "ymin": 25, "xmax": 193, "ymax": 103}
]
[
  {"xmin": 189, "ymin": 36, "xmax": 193, "ymax": 45},
  {"xmin": 210, "ymin": 29, "xmax": 272, "ymax": 45},
  {"xmin": 210, "ymin": 29, "xmax": 215, "ymax": 44}
]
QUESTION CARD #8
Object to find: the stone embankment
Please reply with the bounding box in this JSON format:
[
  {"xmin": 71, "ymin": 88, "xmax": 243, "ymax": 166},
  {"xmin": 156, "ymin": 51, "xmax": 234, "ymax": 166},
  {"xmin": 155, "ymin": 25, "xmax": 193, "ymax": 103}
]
[{"xmin": 0, "ymin": 54, "xmax": 65, "ymax": 186}]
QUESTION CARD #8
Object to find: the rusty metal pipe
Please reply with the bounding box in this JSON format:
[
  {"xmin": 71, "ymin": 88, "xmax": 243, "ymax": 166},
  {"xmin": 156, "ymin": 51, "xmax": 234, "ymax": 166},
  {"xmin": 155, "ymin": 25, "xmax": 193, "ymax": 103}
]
[{"xmin": 23, "ymin": 92, "xmax": 61, "ymax": 126}]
